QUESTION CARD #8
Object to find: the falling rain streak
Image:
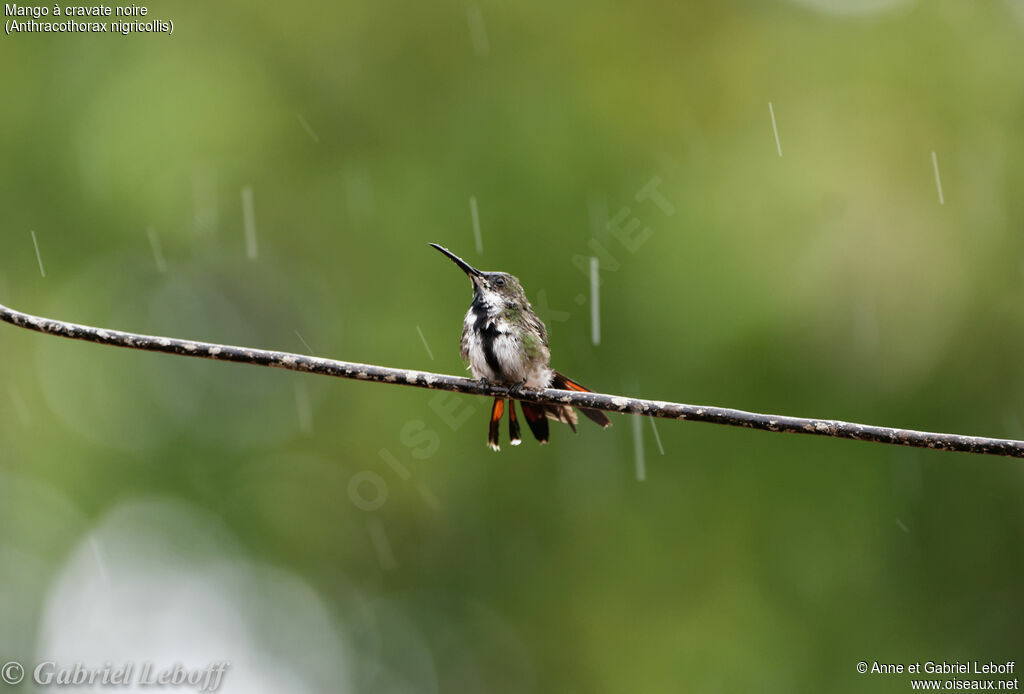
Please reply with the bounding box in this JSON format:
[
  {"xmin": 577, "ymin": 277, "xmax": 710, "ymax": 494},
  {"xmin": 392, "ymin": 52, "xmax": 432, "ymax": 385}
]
[
  {"xmin": 633, "ymin": 415, "xmax": 646, "ymax": 481},
  {"xmin": 931, "ymin": 151, "xmax": 945, "ymax": 205},
  {"xmin": 649, "ymin": 417, "xmax": 665, "ymax": 455},
  {"xmin": 768, "ymin": 101, "xmax": 782, "ymax": 157},
  {"xmin": 469, "ymin": 195, "xmax": 483, "ymax": 254},
  {"xmin": 417, "ymin": 483, "xmax": 441, "ymax": 511},
  {"xmin": 466, "ymin": 5, "xmax": 489, "ymax": 56},
  {"xmin": 296, "ymin": 113, "xmax": 320, "ymax": 143},
  {"xmin": 146, "ymin": 227, "xmax": 167, "ymax": 273},
  {"xmin": 294, "ymin": 330, "xmax": 314, "ymax": 355},
  {"xmin": 241, "ymin": 186, "xmax": 258, "ymax": 260},
  {"xmin": 89, "ymin": 538, "xmax": 109, "ymax": 584},
  {"xmin": 379, "ymin": 448, "xmax": 412, "ymax": 481},
  {"xmin": 590, "ymin": 256, "xmax": 600, "ymax": 346},
  {"xmin": 192, "ymin": 168, "xmax": 218, "ymax": 234},
  {"xmin": 30, "ymin": 230, "xmax": 45, "ymax": 278},
  {"xmin": 366, "ymin": 518, "xmax": 397, "ymax": 570},
  {"xmin": 587, "ymin": 195, "xmax": 609, "ymax": 239},
  {"xmin": 416, "ymin": 325, "xmax": 435, "ymax": 360},
  {"xmin": 294, "ymin": 381, "xmax": 313, "ymax": 434}
]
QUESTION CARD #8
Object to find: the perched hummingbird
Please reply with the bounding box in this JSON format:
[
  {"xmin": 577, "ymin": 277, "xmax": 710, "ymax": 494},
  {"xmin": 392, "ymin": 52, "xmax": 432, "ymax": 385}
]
[{"xmin": 430, "ymin": 243, "xmax": 611, "ymax": 450}]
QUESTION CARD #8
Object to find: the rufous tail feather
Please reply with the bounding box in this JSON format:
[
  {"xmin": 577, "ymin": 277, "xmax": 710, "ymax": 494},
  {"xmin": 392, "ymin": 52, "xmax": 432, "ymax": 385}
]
[
  {"xmin": 488, "ymin": 397, "xmax": 504, "ymax": 451},
  {"xmin": 507, "ymin": 399, "xmax": 522, "ymax": 446},
  {"xmin": 551, "ymin": 371, "xmax": 612, "ymax": 428},
  {"xmin": 520, "ymin": 402, "xmax": 550, "ymax": 443}
]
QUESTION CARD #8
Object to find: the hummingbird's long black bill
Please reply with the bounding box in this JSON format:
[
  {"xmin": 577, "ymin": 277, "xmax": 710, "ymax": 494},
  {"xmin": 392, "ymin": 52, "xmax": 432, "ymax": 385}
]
[{"xmin": 429, "ymin": 243, "xmax": 482, "ymax": 278}]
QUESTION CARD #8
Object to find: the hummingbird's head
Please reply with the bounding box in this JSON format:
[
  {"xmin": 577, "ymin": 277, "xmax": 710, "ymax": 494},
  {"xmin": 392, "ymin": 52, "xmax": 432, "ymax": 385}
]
[{"xmin": 429, "ymin": 243, "xmax": 530, "ymax": 312}]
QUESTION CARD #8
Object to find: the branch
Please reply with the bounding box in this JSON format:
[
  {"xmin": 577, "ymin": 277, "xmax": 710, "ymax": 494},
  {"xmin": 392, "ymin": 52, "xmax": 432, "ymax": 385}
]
[{"xmin": 2, "ymin": 301, "xmax": 1022, "ymax": 458}]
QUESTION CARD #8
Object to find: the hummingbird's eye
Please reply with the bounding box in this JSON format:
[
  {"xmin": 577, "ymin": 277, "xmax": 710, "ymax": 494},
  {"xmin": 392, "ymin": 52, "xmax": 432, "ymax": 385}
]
[{"xmin": 493, "ymin": 276, "xmax": 506, "ymax": 287}]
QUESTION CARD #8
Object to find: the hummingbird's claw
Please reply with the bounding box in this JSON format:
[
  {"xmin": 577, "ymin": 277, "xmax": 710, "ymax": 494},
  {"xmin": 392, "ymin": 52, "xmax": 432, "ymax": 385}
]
[{"xmin": 507, "ymin": 380, "xmax": 527, "ymax": 397}]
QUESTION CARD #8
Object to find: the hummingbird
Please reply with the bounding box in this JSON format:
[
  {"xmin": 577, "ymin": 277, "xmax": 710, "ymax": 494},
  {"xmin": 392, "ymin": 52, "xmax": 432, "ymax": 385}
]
[{"xmin": 429, "ymin": 243, "xmax": 611, "ymax": 450}]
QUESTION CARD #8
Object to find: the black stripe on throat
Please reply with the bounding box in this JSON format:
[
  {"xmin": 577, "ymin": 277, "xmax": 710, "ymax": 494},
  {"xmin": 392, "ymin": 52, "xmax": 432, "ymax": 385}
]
[{"xmin": 471, "ymin": 295, "xmax": 504, "ymax": 380}]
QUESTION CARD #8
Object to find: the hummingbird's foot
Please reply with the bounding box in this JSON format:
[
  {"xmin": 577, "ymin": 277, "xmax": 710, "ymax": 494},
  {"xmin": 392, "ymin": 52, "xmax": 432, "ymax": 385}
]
[{"xmin": 507, "ymin": 380, "xmax": 527, "ymax": 397}]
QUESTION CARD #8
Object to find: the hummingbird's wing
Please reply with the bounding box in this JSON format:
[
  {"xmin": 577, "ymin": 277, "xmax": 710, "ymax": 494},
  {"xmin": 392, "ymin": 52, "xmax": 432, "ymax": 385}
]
[
  {"xmin": 460, "ymin": 317, "xmax": 471, "ymax": 363},
  {"xmin": 528, "ymin": 310, "xmax": 548, "ymax": 350},
  {"xmin": 551, "ymin": 371, "xmax": 612, "ymax": 428},
  {"xmin": 523, "ymin": 305, "xmax": 551, "ymax": 369}
]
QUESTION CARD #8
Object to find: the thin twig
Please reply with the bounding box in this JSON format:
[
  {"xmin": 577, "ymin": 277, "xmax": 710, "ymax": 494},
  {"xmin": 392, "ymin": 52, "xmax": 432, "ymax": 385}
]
[{"xmin": 2, "ymin": 302, "xmax": 1022, "ymax": 458}]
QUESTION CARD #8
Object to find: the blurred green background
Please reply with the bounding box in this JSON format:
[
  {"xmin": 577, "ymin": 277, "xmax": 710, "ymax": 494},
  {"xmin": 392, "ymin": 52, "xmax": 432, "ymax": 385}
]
[{"xmin": 1, "ymin": 0, "xmax": 1022, "ymax": 691}]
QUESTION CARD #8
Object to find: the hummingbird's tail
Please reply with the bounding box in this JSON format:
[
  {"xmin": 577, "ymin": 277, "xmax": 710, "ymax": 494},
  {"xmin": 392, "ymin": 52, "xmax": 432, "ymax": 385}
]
[
  {"xmin": 491, "ymin": 374, "xmax": 610, "ymax": 448},
  {"xmin": 494, "ymin": 398, "xmax": 559, "ymax": 447},
  {"xmin": 507, "ymin": 400, "xmax": 522, "ymax": 446},
  {"xmin": 551, "ymin": 371, "xmax": 613, "ymax": 428},
  {"xmin": 520, "ymin": 401, "xmax": 551, "ymax": 443},
  {"xmin": 488, "ymin": 398, "xmax": 504, "ymax": 451}
]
